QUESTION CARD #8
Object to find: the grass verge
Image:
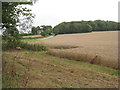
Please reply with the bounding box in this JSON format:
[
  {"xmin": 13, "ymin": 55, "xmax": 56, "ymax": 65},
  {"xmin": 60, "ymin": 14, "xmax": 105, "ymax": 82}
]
[
  {"xmin": 22, "ymin": 36, "xmax": 44, "ymax": 39},
  {"xmin": 21, "ymin": 35, "xmax": 53, "ymax": 42},
  {"xmin": 3, "ymin": 50, "xmax": 119, "ymax": 88},
  {"xmin": 2, "ymin": 40, "xmax": 47, "ymax": 51}
]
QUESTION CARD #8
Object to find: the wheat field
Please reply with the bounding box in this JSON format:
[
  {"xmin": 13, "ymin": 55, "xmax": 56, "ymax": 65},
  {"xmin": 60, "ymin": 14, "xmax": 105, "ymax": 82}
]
[{"xmin": 29, "ymin": 31, "xmax": 118, "ymax": 69}]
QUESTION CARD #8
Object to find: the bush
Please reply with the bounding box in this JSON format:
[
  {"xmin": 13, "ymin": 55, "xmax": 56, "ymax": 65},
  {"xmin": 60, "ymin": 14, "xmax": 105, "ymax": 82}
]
[
  {"xmin": 40, "ymin": 31, "xmax": 48, "ymax": 37},
  {"xmin": 19, "ymin": 33, "xmax": 33, "ymax": 36}
]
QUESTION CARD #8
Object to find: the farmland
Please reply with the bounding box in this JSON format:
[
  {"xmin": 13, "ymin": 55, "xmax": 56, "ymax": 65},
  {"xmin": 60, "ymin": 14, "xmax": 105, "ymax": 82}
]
[
  {"xmin": 3, "ymin": 31, "xmax": 119, "ymax": 88},
  {"xmin": 2, "ymin": 1, "xmax": 119, "ymax": 88},
  {"xmin": 29, "ymin": 31, "xmax": 118, "ymax": 69}
]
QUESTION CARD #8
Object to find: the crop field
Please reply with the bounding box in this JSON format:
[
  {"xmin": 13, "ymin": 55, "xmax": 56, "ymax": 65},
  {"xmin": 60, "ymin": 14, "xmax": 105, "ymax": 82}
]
[
  {"xmin": 2, "ymin": 1, "xmax": 119, "ymax": 88},
  {"xmin": 29, "ymin": 31, "xmax": 118, "ymax": 69},
  {"xmin": 3, "ymin": 31, "xmax": 119, "ymax": 88}
]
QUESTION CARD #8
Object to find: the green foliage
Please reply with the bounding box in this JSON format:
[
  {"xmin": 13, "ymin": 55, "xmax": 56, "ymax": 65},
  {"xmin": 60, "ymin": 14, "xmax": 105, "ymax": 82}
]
[
  {"xmin": 118, "ymin": 23, "xmax": 120, "ymax": 30},
  {"xmin": 94, "ymin": 20, "xmax": 118, "ymax": 31},
  {"xmin": 2, "ymin": 2, "xmax": 34, "ymax": 43},
  {"xmin": 36, "ymin": 26, "xmax": 40, "ymax": 30},
  {"xmin": 2, "ymin": 2, "xmax": 33, "ymax": 29},
  {"xmin": 31, "ymin": 26, "xmax": 38, "ymax": 35},
  {"xmin": 40, "ymin": 31, "xmax": 47, "ymax": 36},
  {"xmin": 53, "ymin": 20, "xmax": 118, "ymax": 35},
  {"xmin": 40, "ymin": 25, "xmax": 53, "ymax": 36},
  {"xmin": 31, "ymin": 26, "xmax": 44, "ymax": 35},
  {"xmin": 2, "ymin": 27, "xmax": 21, "ymax": 42},
  {"xmin": 19, "ymin": 33, "xmax": 33, "ymax": 36},
  {"xmin": 2, "ymin": 40, "xmax": 47, "ymax": 51},
  {"xmin": 41, "ymin": 25, "xmax": 52, "ymax": 31}
]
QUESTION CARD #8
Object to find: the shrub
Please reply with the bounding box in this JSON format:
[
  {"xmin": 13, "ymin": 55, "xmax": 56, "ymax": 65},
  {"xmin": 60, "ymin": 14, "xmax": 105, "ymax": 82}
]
[{"xmin": 19, "ymin": 33, "xmax": 33, "ymax": 36}]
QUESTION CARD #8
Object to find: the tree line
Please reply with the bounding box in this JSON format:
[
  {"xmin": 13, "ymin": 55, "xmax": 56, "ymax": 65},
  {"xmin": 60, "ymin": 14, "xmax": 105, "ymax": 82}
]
[
  {"xmin": 53, "ymin": 20, "xmax": 119, "ymax": 35},
  {"xmin": 2, "ymin": 2, "xmax": 119, "ymax": 40}
]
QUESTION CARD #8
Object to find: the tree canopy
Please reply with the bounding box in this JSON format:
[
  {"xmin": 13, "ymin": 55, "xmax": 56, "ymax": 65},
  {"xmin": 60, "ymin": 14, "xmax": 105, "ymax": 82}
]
[
  {"xmin": 53, "ymin": 20, "xmax": 119, "ymax": 35},
  {"xmin": 2, "ymin": 2, "xmax": 33, "ymax": 28},
  {"xmin": 31, "ymin": 26, "xmax": 38, "ymax": 35},
  {"xmin": 2, "ymin": 2, "xmax": 34, "ymax": 41}
]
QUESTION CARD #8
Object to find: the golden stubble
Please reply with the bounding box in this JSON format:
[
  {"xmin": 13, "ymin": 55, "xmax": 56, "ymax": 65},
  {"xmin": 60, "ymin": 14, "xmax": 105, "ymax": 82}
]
[{"xmin": 29, "ymin": 31, "xmax": 118, "ymax": 69}]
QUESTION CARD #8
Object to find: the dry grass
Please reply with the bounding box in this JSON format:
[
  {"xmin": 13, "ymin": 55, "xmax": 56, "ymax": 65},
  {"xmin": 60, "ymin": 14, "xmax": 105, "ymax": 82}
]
[
  {"xmin": 29, "ymin": 31, "xmax": 118, "ymax": 69},
  {"xmin": 2, "ymin": 50, "xmax": 118, "ymax": 88},
  {"xmin": 2, "ymin": 50, "xmax": 33, "ymax": 88}
]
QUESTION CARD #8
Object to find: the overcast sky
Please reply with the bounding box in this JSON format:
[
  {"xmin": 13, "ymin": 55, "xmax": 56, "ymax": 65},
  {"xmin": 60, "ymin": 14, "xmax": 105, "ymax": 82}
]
[{"xmin": 26, "ymin": 0, "xmax": 119, "ymax": 27}]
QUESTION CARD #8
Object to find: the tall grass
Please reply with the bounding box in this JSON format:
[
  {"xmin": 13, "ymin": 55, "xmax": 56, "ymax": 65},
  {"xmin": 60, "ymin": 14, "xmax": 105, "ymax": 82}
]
[
  {"xmin": 2, "ymin": 40, "xmax": 47, "ymax": 51},
  {"xmin": 48, "ymin": 49, "xmax": 118, "ymax": 69}
]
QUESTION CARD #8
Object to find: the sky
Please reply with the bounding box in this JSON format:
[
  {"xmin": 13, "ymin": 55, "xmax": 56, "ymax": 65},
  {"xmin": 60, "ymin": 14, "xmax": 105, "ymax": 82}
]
[
  {"xmin": 0, "ymin": 0, "xmax": 119, "ymax": 35},
  {"xmin": 25, "ymin": 0, "xmax": 120, "ymax": 27}
]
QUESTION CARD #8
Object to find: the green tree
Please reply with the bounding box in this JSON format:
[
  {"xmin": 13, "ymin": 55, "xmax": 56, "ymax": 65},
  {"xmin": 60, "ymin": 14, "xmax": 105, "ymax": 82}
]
[
  {"xmin": 53, "ymin": 20, "xmax": 118, "ymax": 35},
  {"xmin": 88, "ymin": 21, "xmax": 97, "ymax": 31},
  {"xmin": 41, "ymin": 25, "xmax": 53, "ymax": 36},
  {"xmin": 2, "ymin": 26, "xmax": 21, "ymax": 42},
  {"xmin": 31, "ymin": 26, "xmax": 38, "ymax": 35},
  {"xmin": 36, "ymin": 26, "xmax": 40, "ymax": 30},
  {"xmin": 2, "ymin": 2, "xmax": 35, "ymax": 42}
]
